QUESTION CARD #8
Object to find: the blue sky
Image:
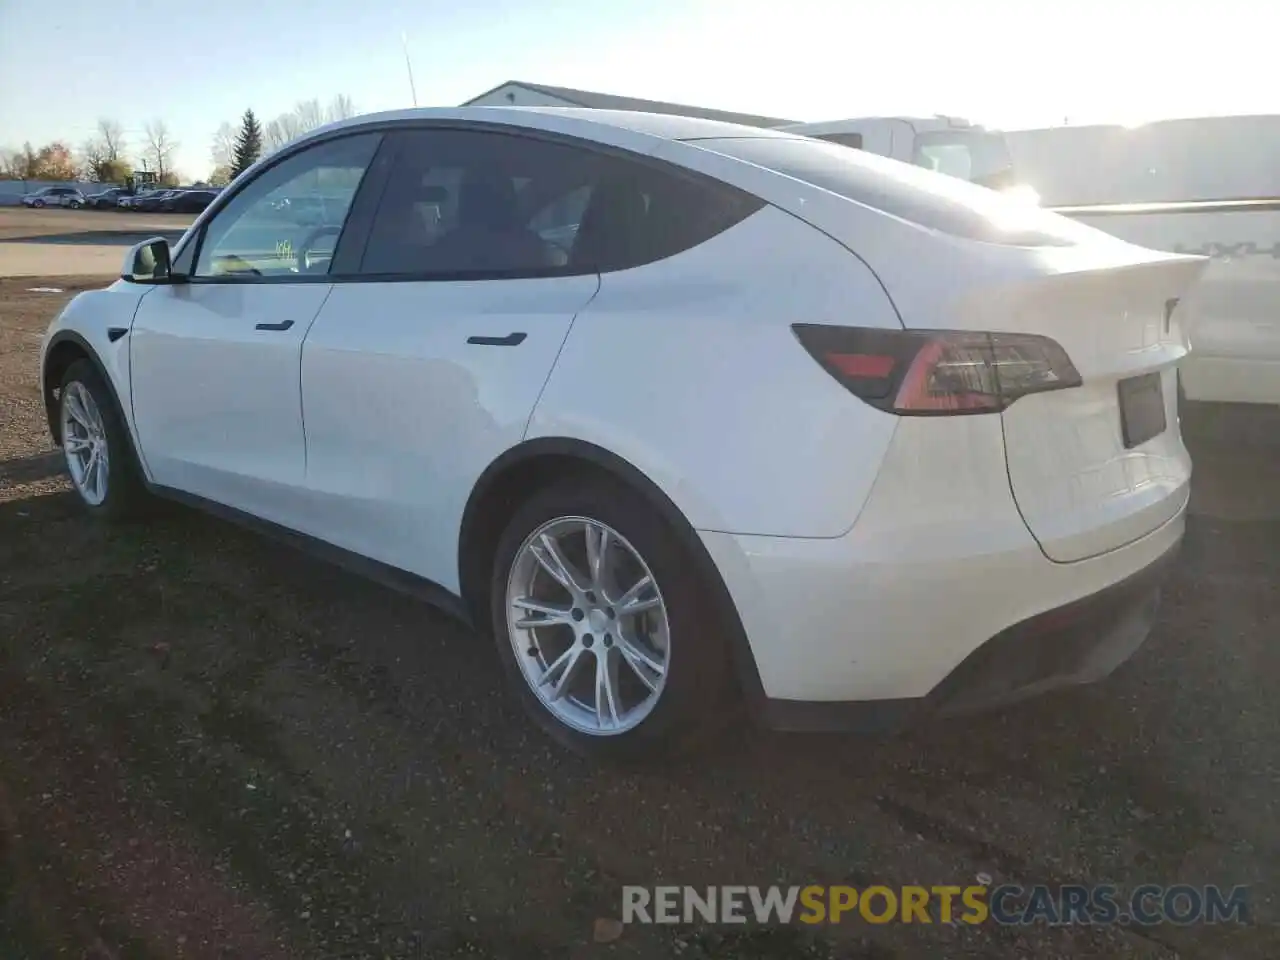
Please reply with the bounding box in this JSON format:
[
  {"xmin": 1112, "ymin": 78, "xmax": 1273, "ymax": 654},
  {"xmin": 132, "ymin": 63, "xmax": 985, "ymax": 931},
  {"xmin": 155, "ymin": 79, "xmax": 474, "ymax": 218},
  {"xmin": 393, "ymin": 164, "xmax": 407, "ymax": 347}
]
[{"xmin": 1, "ymin": 0, "xmax": 1274, "ymax": 179}]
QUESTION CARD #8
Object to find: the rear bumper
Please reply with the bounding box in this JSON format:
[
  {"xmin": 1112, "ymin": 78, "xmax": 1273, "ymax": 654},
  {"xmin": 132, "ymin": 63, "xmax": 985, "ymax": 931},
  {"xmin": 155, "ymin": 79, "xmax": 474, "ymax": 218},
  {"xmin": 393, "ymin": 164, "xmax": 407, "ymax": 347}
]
[
  {"xmin": 697, "ymin": 414, "xmax": 1188, "ymax": 732},
  {"xmin": 761, "ymin": 537, "xmax": 1179, "ymax": 732}
]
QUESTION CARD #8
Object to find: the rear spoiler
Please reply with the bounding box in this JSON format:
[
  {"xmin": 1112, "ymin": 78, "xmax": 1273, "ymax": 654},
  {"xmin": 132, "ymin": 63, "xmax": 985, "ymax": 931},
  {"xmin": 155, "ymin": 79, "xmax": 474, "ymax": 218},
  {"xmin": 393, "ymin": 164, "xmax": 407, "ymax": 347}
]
[{"xmin": 1050, "ymin": 197, "xmax": 1280, "ymax": 218}]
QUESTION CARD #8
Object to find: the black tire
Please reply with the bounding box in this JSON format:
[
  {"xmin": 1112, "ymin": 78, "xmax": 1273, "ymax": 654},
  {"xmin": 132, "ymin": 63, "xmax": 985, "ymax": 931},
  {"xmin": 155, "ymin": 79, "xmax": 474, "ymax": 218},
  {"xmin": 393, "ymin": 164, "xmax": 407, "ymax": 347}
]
[
  {"xmin": 31, "ymin": 198, "xmax": 44, "ymax": 208},
  {"xmin": 489, "ymin": 475, "xmax": 738, "ymax": 762},
  {"xmin": 58, "ymin": 359, "xmax": 148, "ymax": 521}
]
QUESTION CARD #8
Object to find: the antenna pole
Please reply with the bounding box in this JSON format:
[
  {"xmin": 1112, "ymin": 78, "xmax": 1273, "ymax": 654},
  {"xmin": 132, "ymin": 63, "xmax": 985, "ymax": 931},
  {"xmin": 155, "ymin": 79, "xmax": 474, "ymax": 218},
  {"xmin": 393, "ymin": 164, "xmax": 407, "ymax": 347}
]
[{"xmin": 402, "ymin": 32, "xmax": 419, "ymax": 107}]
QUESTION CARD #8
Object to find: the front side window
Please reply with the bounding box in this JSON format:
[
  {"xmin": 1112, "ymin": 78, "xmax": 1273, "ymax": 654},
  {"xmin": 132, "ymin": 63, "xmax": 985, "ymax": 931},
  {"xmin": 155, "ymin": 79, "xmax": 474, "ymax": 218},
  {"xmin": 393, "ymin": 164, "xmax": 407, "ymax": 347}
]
[
  {"xmin": 194, "ymin": 132, "xmax": 381, "ymax": 279},
  {"xmin": 359, "ymin": 129, "xmax": 763, "ymax": 278}
]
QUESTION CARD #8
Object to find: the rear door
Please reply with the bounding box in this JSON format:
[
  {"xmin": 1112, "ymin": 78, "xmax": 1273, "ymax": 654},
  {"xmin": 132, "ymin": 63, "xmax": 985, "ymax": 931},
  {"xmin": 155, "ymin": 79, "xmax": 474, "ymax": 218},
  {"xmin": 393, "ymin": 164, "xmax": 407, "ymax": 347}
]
[{"xmin": 296, "ymin": 127, "xmax": 601, "ymax": 589}]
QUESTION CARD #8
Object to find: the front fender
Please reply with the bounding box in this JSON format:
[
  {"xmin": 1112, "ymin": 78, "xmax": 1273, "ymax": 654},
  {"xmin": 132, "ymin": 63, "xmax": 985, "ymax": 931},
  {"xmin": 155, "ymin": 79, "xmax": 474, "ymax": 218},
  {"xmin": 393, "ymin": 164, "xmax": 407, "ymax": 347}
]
[{"xmin": 41, "ymin": 281, "xmax": 153, "ymax": 462}]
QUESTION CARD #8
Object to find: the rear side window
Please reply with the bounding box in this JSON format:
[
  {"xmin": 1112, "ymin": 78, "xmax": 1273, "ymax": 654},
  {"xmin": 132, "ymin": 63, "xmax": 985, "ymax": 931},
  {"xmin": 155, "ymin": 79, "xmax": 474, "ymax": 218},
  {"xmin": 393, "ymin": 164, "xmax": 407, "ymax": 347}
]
[
  {"xmin": 358, "ymin": 129, "xmax": 764, "ymax": 278},
  {"xmin": 573, "ymin": 154, "xmax": 763, "ymax": 273},
  {"xmin": 696, "ymin": 136, "xmax": 1101, "ymax": 247}
]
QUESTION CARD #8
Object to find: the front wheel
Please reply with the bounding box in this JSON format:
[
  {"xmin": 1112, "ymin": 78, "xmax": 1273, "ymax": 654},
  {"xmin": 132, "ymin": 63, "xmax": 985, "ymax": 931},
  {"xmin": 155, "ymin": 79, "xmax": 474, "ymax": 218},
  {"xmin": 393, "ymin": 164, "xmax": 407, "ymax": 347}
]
[
  {"xmin": 30, "ymin": 198, "xmax": 44, "ymax": 208},
  {"xmin": 490, "ymin": 477, "xmax": 737, "ymax": 761},
  {"xmin": 58, "ymin": 360, "xmax": 148, "ymax": 520}
]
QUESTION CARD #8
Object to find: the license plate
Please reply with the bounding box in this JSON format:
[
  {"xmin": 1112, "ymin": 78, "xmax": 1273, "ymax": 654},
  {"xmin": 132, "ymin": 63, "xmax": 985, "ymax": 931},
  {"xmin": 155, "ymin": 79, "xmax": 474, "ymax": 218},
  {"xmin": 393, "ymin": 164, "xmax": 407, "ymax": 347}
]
[{"xmin": 1118, "ymin": 372, "xmax": 1166, "ymax": 448}]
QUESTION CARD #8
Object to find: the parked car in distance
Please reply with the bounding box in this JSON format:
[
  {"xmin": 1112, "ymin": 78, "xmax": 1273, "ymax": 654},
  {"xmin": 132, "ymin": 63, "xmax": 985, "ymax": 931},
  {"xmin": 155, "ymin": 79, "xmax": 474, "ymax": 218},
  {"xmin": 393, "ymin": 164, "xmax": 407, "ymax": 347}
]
[
  {"xmin": 161, "ymin": 189, "xmax": 218, "ymax": 213},
  {"xmin": 118, "ymin": 190, "xmax": 167, "ymax": 210},
  {"xmin": 86, "ymin": 187, "xmax": 129, "ymax": 209},
  {"xmin": 22, "ymin": 186, "xmax": 86, "ymax": 208},
  {"xmin": 128, "ymin": 190, "xmax": 181, "ymax": 213},
  {"xmin": 40, "ymin": 107, "xmax": 1208, "ymax": 761}
]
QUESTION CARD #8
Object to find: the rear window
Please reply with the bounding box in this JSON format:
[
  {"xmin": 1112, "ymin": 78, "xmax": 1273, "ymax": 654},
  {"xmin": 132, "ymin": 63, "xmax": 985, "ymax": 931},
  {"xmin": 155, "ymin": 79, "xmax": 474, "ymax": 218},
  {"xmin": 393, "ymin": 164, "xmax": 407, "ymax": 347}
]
[{"xmin": 694, "ymin": 136, "xmax": 1103, "ymax": 247}]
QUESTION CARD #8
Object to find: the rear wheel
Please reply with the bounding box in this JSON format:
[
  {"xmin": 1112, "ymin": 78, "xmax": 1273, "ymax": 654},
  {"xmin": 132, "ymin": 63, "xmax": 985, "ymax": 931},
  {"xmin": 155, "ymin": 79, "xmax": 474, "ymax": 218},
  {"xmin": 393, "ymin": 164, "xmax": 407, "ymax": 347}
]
[
  {"xmin": 59, "ymin": 360, "xmax": 148, "ymax": 520},
  {"xmin": 490, "ymin": 477, "xmax": 737, "ymax": 761}
]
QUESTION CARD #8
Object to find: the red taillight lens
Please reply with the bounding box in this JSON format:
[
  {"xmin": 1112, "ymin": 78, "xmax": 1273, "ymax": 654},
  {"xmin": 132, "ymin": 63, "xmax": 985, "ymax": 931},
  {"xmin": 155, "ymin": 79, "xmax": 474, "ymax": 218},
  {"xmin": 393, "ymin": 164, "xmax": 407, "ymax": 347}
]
[{"xmin": 792, "ymin": 324, "xmax": 1082, "ymax": 415}]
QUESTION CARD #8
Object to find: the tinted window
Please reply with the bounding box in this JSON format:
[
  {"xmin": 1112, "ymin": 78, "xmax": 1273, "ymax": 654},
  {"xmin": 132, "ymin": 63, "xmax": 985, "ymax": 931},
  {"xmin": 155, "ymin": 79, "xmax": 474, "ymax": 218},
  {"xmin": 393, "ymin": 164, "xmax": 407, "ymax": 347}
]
[
  {"xmin": 194, "ymin": 132, "xmax": 380, "ymax": 279},
  {"xmin": 697, "ymin": 136, "xmax": 1102, "ymax": 247},
  {"xmin": 359, "ymin": 129, "xmax": 763, "ymax": 277},
  {"xmin": 818, "ymin": 132, "xmax": 864, "ymax": 150}
]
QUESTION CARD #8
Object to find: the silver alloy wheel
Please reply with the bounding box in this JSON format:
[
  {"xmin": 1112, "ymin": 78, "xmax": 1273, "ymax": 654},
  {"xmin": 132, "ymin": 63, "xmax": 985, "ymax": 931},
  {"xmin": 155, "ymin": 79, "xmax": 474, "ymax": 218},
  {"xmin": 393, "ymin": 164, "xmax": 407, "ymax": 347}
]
[
  {"xmin": 60, "ymin": 381, "xmax": 110, "ymax": 506},
  {"xmin": 506, "ymin": 516, "xmax": 670, "ymax": 736}
]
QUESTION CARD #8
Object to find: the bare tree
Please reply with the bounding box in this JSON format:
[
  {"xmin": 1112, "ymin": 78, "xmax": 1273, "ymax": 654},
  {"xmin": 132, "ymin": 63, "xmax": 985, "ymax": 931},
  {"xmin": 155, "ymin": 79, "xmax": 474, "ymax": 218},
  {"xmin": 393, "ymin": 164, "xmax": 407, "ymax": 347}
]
[
  {"xmin": 0, "ymin": 147, "xmax": 26, "ymax": 179},
  {"xmin": 80, "ymin": 137, "xmax": 106, "ymax": 177},
  {"xmin": 294, "ymin": 98, "xmax": 326, "ymax": 132},
  {"xmin": 261, "ymin": 119, "xmax": 285, "ymax": 153},
  {"xmin": 0, "ymin": 143, "xmax": 41, "ymax": 179},
  {"xmin": 261, "ymin": 95, "xmax": 358, "ymax": 152},
  {"xmin": 143, "ymin": 119, "xmax": 179, "ymax": 179},
  {"xmin": 78, "ymin": 118, "xmax": 130, "ymax": 182},
  {"xmin": 262, "ymin": 111, "xmax": 306, "ymax": 152},
  {"xmin": 211, "ymin": 121, "xmax": 236, "ymax": 169},
  {"xmin": 327, "ymin": 94, "xmax": 356, "ymax": 122},
  {"xmin": 98, "ymin": 118, "xmax": 125, "ymax": 161}
]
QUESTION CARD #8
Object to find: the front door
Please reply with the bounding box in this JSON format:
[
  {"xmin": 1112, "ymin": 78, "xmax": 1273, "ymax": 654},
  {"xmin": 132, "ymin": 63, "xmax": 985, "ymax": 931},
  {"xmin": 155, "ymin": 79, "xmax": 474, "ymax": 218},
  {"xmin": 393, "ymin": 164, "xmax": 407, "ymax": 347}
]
[{"xmin": 128, "ymin": 131, "xmax": 384, "ymax": 527}]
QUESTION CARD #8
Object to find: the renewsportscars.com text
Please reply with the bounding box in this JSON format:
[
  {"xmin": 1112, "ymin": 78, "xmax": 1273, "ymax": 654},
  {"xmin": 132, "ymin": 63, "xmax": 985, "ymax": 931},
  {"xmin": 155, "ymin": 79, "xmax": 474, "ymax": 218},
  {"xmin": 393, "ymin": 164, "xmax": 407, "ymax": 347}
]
[{"xmin": 622, "ymin": 884, "xmax": 1250, "ymax": 926}]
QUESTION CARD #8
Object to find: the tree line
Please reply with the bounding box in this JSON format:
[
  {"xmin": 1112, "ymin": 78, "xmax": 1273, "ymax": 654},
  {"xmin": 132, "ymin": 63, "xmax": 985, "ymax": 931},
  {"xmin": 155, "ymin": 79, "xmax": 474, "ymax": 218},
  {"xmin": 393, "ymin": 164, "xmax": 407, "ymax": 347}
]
[
  {"xmin": 211, "ymin": 95, "xmax": 358, "ymax": 185},
  {"xmin": 0, "ymin": 118, "xmax": 181, "ymax": 186},
  {"xmin": 0, "ymin": 95, "xmax": 356, "ymax": 187}
]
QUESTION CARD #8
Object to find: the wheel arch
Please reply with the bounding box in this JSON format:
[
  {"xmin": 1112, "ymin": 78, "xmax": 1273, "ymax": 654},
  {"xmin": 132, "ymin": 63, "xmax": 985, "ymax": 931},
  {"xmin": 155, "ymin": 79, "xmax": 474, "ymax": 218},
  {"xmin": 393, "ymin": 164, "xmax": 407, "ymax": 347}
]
[
  {"xmin": 457, "ymin": 437, "xmax": 767, "ymax": 708},
  {"xmin": 42, "ymin": 331, "xmax": 144, "ymax": 477}
]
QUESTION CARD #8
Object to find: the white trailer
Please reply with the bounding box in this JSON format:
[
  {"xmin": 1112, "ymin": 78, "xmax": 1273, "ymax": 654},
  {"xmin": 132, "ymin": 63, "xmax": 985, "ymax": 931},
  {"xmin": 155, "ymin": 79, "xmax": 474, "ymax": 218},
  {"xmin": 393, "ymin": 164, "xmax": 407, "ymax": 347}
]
[{"xmin": 787, "ymin": 114, "xmax": 1280, "ymax": 407}]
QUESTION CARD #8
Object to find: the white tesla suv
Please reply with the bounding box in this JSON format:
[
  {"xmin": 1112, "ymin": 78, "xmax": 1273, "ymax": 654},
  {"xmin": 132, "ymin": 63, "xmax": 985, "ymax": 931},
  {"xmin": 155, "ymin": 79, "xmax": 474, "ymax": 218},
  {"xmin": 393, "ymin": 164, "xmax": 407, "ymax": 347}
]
[{"xmin": 39, "ymin": 107, "xmax": 1207, "ymax": 760}]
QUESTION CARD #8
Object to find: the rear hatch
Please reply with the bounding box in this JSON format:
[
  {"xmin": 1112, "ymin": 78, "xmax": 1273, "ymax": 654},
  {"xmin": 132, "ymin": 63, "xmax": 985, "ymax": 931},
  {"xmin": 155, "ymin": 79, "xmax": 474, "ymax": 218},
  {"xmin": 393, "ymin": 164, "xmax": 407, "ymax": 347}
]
[
  {"xmin": 943, "ymin": 250, "xmax": 1208, "ymax": 561},
  {"xmin": 681, "ymin": 134, "xmax": 1209, "ymax": 561}
]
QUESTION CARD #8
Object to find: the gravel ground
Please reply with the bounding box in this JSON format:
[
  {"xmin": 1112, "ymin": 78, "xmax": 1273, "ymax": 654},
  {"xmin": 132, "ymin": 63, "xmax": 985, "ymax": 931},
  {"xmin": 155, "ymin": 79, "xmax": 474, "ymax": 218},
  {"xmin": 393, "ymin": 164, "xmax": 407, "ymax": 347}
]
[{"xmin": 0, "ymin": 262, "xmax": 1277, "ymax": 957}]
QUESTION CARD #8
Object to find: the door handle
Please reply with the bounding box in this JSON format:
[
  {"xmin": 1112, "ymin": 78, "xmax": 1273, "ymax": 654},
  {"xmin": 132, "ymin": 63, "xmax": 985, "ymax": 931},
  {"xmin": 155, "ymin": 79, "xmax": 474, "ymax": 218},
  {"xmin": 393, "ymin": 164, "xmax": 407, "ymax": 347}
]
[
  {"xmin": 255, "ymin": 319, "xmax": 295, "ymax": 331},
  {"xmin": 466, "ymin": 332, "xmax": 526, "ymax": 347}
]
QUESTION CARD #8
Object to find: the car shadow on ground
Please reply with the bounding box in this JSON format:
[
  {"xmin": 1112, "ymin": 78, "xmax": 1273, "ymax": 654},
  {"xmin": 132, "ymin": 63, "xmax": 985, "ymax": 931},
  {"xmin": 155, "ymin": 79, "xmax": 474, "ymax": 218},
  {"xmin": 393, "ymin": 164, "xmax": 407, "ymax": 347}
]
[
  {"xmin": 1, "ymin": 230, "xmax": 189, "ymax": 247},
  {"xmin": 1, "ymin": 481, "xmax": 1276, "ymax": 958},
  {"xmin": 0, "ymin": 450, "xmax": 62, "ymax": 484}
]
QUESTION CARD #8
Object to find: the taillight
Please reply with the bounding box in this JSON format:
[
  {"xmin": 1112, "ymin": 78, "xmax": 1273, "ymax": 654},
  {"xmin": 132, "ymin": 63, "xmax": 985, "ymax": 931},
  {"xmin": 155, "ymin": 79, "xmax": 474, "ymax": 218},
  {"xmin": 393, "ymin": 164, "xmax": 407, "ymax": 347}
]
[{"xmin": 792, "ymin": 324, "xmax": 1082, "ymax": 415}]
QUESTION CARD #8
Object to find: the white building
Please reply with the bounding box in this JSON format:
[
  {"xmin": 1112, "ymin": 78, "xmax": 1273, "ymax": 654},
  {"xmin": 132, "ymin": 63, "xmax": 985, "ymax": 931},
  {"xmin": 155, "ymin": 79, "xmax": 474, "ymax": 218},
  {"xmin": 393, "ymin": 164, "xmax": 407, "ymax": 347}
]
[{"xmin": 462, "ymin": 80, "xmax": 795, "ymax": 129}]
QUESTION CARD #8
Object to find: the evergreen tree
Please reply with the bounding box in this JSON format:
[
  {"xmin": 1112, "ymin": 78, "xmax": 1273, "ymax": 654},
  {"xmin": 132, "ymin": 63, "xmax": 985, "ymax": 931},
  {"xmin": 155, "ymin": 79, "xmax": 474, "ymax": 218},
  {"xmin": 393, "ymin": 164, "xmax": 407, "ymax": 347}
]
[{"xmin": 230, "ymin": 109, "xmax": 263, "ymax": 180}]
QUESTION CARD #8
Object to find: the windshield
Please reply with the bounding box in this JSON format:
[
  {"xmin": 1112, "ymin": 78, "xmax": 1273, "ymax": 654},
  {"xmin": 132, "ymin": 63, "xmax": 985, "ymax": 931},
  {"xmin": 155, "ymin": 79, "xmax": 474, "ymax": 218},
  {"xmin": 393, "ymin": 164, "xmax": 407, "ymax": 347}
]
[
  {"xmin": 695, "ymin": 135, "xmax": 1102, "ymax": 247},
  {"xmin": 912, "ymin": 129, "xmax": 1016, "ymax": 189}
]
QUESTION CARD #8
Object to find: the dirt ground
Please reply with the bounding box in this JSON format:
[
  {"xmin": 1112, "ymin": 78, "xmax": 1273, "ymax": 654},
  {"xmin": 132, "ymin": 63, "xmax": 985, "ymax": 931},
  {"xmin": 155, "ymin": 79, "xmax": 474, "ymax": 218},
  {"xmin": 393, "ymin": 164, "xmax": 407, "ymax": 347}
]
[{"xmin": 0, "ymin": 215, "xmax": 1278, "ymax": 957}]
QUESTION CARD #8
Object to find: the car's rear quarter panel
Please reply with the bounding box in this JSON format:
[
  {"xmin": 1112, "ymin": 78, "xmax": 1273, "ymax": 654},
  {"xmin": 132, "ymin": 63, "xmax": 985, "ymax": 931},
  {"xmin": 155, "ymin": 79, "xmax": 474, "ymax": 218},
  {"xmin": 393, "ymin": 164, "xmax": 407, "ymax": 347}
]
[{"xmin": 526, "ymin": 204, "xmax": 902, "ymax": 539}]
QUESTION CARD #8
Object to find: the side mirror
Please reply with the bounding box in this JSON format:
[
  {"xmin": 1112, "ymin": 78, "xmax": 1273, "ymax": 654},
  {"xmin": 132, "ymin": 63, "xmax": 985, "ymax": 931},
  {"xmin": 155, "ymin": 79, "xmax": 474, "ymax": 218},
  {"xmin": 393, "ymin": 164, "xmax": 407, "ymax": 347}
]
[{"xmin": 122, "ymin": 237, "xmax": 173, "ymax": 283}]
